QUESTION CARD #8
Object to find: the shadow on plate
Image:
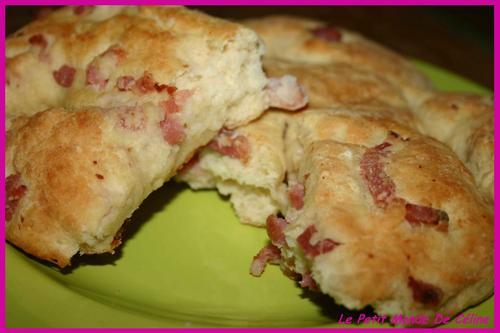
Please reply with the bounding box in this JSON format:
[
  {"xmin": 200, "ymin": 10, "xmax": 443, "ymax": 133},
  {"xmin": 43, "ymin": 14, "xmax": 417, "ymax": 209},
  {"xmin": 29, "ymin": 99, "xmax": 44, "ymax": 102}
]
[
  {"xmin": 300, "ymin": 284, "xmax": 377, "ymax": 327},
  {"xmin": 9, "ymin": 181, "xmax": 188, "ymax": 273}
]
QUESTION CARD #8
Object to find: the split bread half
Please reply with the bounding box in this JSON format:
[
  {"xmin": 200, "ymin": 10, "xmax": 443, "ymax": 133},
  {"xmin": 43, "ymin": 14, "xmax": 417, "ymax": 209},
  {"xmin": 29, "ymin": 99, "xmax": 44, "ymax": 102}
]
[{"xmin": 5, "ymin": 6, "xmax": 286, "ymax": 267}]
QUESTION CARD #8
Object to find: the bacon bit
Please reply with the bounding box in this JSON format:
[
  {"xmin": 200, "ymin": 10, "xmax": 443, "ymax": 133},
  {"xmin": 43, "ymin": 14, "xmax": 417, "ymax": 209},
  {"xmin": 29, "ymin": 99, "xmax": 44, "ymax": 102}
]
[
  {"xmin": 159, "ymin": 89, "xmax": 191, "ymax": 115},
  {"xmin": 173, "ymin": 89, "xmax": 193, "ymax": 107},
  {"xmin": 133, "ymin": 71, "xmax": 157, "ymax": 94},
  {"xmin": 118, "ymin": 106, "xmax": 145, "ymax": 131},
  {"xmin": 86, "ymin": 63, "xmax": 107, "ymax": 89},
  {"xmin": 362, "ymin": 134, "xmax": 450, "ymax": 231},
  {"xmin": 87, "ymin": 46, "xmax": 126, "ymax": 90},
  {"xmin": 299, "ymin": 273, "xmax": 319, "ymax": 291},
  {"xmin": 250, "ymin": 244, "xmax": 282, "ymax": 277},
  {"xmin": 360, "ymin": 141, "xmax": 398, "ymax": 208},
  {"xmin": 405, "ymin": 203, "xmax": 449, "ymax": 231},
  {"xmin": 28, "ymin": 34, "xmax": 49, "ymax": 61},
  {"xmin": 6, "ymin": 174, "xmax": 28, "ymax": 222},
  {"xmin": 177, "ymin": 152, "xmax": 200, "ymax": 173},
  {"xmin": 53, "ymin": 65, "xmax": 76, "ymax": 88},
  {"xmin": 74, "ymin": 6, "xmax": 94, "ymax": 15},
  {"xmin": 160, "ymin": 116, "xmax": 185, "ymax": 145},
  {"xmin": 312, "ymin": 25, "xmax": 342, "ymax": 42},
  {"xmin": 116, "ymin": 76, "xmax": 135, "ymax": 91},
  {"xmin": 35, "ymin": 7, "xmax": 54, "ymax": 19},
  {"xmin": 155, "ymin": 83, "xmax": 177, "ymax": 95},
  {"xmin": 208, "ymin": 129, "xmax": 251, "ymax": 164},
  {"xmin": 28, "ymin": 34, "xmax": 47, "ymax": 49},
  {"xmin": 288, "ymin": 183, "xmax": 305, "ymax": 210},
  {"xmin": 267, "ymin": 75, "xmax": 308, "ymax": 110},
  {"xmin": 408, "ymin": 277, "xmax": 443, "ymax": 306},
  {"xmin": 281, "ymin": 265, "xmax": 301, "ymax": 281},
  {"xmin": 160, "ymin": 99, "xmax": 179, "ymax": 115},
  {"xmin": 111, "ymin": 220, "xmax": 128, "ymax": 248},
  {"xmin": 297, "ymin": 225, "xmax": 339, "ymax": 257},
  {"xmin": 266, "ymin": 215, "xmax": 288, "ymax": 246}
]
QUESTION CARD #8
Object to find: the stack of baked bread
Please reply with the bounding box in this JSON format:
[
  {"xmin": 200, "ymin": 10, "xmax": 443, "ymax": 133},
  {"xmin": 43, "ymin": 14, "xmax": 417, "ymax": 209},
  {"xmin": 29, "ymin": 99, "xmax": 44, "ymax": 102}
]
[{"xmin": 5, "ymin": 7, "xmax": 493, "ymax": 326}]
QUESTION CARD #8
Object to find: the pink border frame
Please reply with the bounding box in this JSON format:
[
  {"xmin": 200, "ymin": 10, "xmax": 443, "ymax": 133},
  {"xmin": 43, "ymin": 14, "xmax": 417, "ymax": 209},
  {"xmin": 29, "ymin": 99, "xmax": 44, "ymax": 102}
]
[{"xmin": 1, "ymin": 1, "xmax": 496, "ymax": 331}]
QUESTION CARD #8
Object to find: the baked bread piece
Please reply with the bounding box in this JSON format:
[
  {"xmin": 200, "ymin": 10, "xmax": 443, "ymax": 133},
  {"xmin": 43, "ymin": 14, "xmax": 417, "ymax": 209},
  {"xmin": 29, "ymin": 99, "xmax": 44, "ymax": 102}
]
[
  {"xmin": 244, "ymin": 16, "xmax": 434, "ymax": 106},
  {"xmin": 414, "ymin": 92, "xmax": 494, "ymax": 204},
  {"xmin": 177, "ymin": 111, "xmax": 290, "ymax": 225},
  {"xmin": 6, "ymin": 6, "xmax": 270, "ymax": 126},
  {"xmin": 253, "ymin": 108, "xmax": 493, "ymax": 323},
  {"xmin": 178, "ymin": 59, "xmax": 416, "ymax": 225},
  {"xmin": 5, "ymin": 6, "xmax": 277, "ymax": 267}
]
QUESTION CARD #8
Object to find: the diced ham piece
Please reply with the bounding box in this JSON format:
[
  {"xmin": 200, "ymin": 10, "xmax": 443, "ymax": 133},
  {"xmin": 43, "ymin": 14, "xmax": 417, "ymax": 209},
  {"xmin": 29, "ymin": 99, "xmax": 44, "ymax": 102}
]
[
  {"xmin": 297, "ymin": 225, "xmax": 339, "ymax": 257},
  {"xmin": 177, "ymin": 152, "xmax": 200, "ymax": 173},
  {"xmin": 250, "ymin": 244, "xmax": 282, "ymax": 277},
  {"xmin": 73, "ymin": 6, "xmax": 94, "ymax": 15},
  {"xmin": 28, "ymin": 34, "xmax": 48, "ymax": 49},
  {"xmin": 405, "ymin": 203, "xmax": 449, "ymax": 230},
  {"xmin": 208, "ymin": 129, "xmax": 251, "ymax": 164},
  {"xmin": 116, "ymin": 76, "xmax": 135, "ymax": 91},
  {"xmin": 361, "ymin": 134, "xmax": 450, "ymax": 231},
  {"xmin": 160, "ymin": 98, "xmax": 179, "ymax": 115},
  {"xmin": 160, "ymin": 116, "xmax": 185, "ymax": 145},
  {"xmin": 35, "ymin": 7, "xmax": 54, "ymax": 19},
  {"xmin": 312, "ymin": 25, "xmax": 342, "ymax": 42},
  {"xmin": 299, "ymin": 273, "xmax": 319, "ymax": 291},
  {"xmin": 53, "ymin": 65, "xmax": 76, "ymax": 88},
  {"xmin": 360, "ymin": 141, "xmax": 397, "ymax": 208},
  {"xmin": 267, "ymin": 75, "xmax": 308, "ymax": 110},
  {"xmin": 110, "ymin": 223, "xmax": 126, "ymax": 248},
  {"xmin": 74, "ymin": 6, "xmax": 86, "ymax": 15},
  {"xmin": 408, "ymin": 276, "xmax": 443, "ymax": 306},
  {"xmin": 6, "ymin": 173, "xmax": 28, "ymax": 221},
  {"xmin": 133, "ymin": 71, "xmax": 156, "ymax": 94},
  {"xmin": 266, "ymin": 215, "xmax": 288, "ymax": 246},
  {"xmin": 86, "ymin": 64, "xmax": 107, "ymax": 90},
  {"xmin": 86, "ymin": 46, "xmax": 126, "ymax": 90},
  {"xmin": 29, "ymin": 34, "xmax": 50, "ymax": 61},
  {"xmin": 155, "ymin": 83, "xmax": 177, "ymax": 95},
  {"xmin": 288, "ymin": 183, "xmax": 305, "ymax": 210},
  {"xmin": 173, "ymin": 89, "xmax": 193, "ymax": 106}
]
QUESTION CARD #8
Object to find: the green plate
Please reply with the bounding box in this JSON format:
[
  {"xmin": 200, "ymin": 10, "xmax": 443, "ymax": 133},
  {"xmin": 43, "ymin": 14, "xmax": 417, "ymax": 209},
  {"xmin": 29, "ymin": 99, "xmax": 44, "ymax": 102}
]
[{"xmin": 6, "ymin": 61, "xmax": 493, "ymax": 328}]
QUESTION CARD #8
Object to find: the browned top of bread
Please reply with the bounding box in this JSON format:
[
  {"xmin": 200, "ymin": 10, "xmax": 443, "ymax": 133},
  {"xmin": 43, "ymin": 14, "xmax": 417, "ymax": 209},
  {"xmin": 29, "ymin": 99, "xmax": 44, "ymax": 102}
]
[
  {"xmin": 276, "ymin": 108, "xmax": 493, "ymax": 321},
  {"xmin": 6, "ymin": 6, "xmax": 256, "ymax": 121},
  {"xmin": 244, "ymin": 15, "xmax": 434, "ymax": 106},
  {"xmin": 415, "ymin": 92, "xmax": 494, "ymax": 204}
]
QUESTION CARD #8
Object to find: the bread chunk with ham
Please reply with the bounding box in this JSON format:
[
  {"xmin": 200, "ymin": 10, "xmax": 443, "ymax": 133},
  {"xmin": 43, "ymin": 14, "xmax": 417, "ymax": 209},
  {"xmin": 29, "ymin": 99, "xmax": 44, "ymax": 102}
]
[
  {"xmin": 178, "ymin": 58, "xmax": 415, "ymax": 225},
  {"xmin": 5, "ymin": 6, "xmax": 276, "ymax": 267},
  {"xmin": 253, "ymin": 108, "xmax": 493, "ymax": 324},
  {"xmin": 243, "ymin": 16, "xmax": 434, "ymax": 106}
]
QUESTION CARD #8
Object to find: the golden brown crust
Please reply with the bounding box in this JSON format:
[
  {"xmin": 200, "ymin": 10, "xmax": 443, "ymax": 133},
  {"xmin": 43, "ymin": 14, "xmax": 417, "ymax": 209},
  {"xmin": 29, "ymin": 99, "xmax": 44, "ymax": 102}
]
[
  {"xmin": 244, "ymin": 15, "xmax": 434, "ymax": 106},
  {"xmin": 6, "ymin": 106, "xmax": 171, "ymax": 266},
  {"xmin": 415, "ymin": 92, "xmax": 494, "ymax": 204},
  {"xmin": 264, "ymin": 58, "xmax": 408, "ymax": 109},
  {"xmin": 279, "ymin": 109, "xmax": 493, "ymax": 320},
  {"xmin": 5, "ymin": 6, "xmax": 270, "ymax": 267},
  {"xmin": 6, "ymin": 6, "xmax": 248, "ymax": 119}
]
